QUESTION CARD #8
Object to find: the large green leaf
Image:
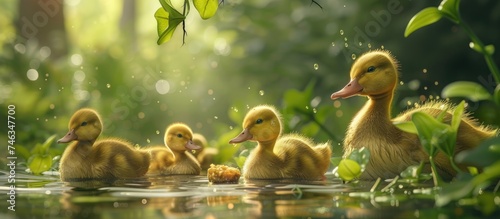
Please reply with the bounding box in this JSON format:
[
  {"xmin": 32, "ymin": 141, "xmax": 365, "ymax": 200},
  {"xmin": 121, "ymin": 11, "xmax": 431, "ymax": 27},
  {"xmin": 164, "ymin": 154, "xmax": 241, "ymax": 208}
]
[
  {"xmin": 438, "ymin": 0, "xmax": 460, "ymax": 23},
  {"xmin": 393, "ymin": 121, "xmax": 418, "ymax": 134},
  {"xmin": 193, "ymin": 0, "xmax": 218, "ymax": 20},
  {"xmin": 155, "ymin": 0, "xmax": 186, "ymax": 45},
  {"xmin": 441, "ymin": 81, "xmax": 492, "ymax": 102},
  {"xmin": 455, "ymin": 136, "xmax": 500, "ymax": 167},
  {"xmin": 412, "ymin": 112, "xmax": 450, "ymax": 156},
  {"xmin": 405, "ymin": 7, "xmax": 442, "ymax": 37},
  {"xmin": 28, "ymin": 154, "xmax": 53, "ymax": 175}
]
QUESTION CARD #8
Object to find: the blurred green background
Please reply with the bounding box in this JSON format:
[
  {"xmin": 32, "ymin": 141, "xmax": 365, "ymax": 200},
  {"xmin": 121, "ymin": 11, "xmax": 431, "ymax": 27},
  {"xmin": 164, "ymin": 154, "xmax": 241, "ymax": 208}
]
[{"xmin": 0, "ymin": 0, "xmax": 499, "ymax": 168}]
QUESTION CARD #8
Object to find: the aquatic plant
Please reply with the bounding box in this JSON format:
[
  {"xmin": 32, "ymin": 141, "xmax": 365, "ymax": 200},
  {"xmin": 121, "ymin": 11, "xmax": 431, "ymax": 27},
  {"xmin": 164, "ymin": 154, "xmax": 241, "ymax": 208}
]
[{"xmin": 405, "ymin": 0, "xmax": 500, "ymax": 117}]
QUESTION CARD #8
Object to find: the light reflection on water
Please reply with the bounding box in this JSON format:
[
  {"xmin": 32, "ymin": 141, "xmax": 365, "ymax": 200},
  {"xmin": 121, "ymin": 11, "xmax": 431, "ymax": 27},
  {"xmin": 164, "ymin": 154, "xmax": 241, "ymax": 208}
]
[{"xmin": 0, "ymin": 170, "xmax": 494, "ymax": 218}]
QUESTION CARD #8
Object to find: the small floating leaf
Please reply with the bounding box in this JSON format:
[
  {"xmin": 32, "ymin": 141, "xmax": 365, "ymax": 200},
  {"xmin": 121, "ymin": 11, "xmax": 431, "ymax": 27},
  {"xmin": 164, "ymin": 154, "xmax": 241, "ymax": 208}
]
[
  {"xmin": 193, "ymin": 0, "xmax": 218, "ymax": 20},
  {"xmin": 337, "ymin": 159, "xmax": 361, "ymax": 181},
  {"xmin": 441, "ymin": 81, "xmax": 492, "ymax": 102},
  {"xmin": 405, "ymin": 7, "xmax": 442, "ymax": 37}
]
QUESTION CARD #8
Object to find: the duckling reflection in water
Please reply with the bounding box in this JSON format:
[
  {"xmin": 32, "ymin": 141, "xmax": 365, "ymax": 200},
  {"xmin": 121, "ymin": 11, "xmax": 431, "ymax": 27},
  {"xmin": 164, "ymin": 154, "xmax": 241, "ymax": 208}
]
[
  {"xmin": 143, "ymin": 123, "xmax": 202, "ymax": 175},
  {"xmin": 230, "ymin": 105, "xmax": 332, "ymax": 180},
  {"xmin": 57, "ymin": 108, "xmax": 150, "ymax": 181},
  {"xmin": 331, "ymin": 50, "xmax": 498, "ymax": 180}
]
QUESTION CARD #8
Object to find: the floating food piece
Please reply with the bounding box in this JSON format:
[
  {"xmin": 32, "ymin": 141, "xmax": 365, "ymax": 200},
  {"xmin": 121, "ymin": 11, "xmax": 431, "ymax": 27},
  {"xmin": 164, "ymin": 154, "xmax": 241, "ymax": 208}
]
[{"xmin": 207, "ymin": 164, "xmax": 241, "ymax": 184}]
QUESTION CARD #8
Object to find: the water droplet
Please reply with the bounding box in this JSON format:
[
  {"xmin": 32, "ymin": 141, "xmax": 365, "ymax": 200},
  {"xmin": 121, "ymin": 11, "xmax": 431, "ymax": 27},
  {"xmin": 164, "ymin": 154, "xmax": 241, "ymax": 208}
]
[
  {"xmin": 70, "ymin": 54, "xmax": 83, "ymax": 66},
  {"xmin": 333, "ymin": 100, "xmax": 341, "ymax": 108},
  {"xmin": 27, "ymin": 69, "xmax": 39, "ymax": 81},
  {"xmin": 400, "ymin": 81, "xmax": 404, "ymax": 85},
  {"xmin": 351, "ymin": 54, "xmax": 356, "ymax": 60},
  {"xmin": 313, "ymin": 108, "xmax": 317, "ymax": 114},
  {"xmin": 313, "ymin": 63, "xmax": 319, "ymax": 70},
  {"xmin": 106, "ymin": 84, "xmax": 111, "ymax": 88},
  {"xmin": 380, "ymin": 45, "xmax": 385, "ymax": 49},
  {"xmin": 208, "ymin": 89, "xmax": 214, "ymax": 95},
  {"xmin": 156, "ymin": 80, "xmax": 170, "ymax": 94},
  {"xmin": 424, "ymin": 86, "xmax": 428, "ymax": 90},
  {"xmin": 233, "ymin": 107, "xmax": 239, "ymax": 112},
  {"xmin": 434, "ymin": 81, "xmax": 439, "ymax": 86},
  {"xmin": 340, "ymin": 30, "xmax": 344, "ymax": 35},
  {"xmin": 259, "ymin": 90, "xmax": 265, "ymax": 96},
  {"xmin": 146, "ymin": 139, "xmax": 151, "ymax": 143},
  {"xmin": 344, "ymin": 42, "xmax": 349, "ymax": 48},
  {"xmin": 422, "ymin": 69, "xmax": 428, "ymax": 74},
  {"xmin": 336, "ymin": 110, "xmax": 343, "ymax": 117},
  {"xmin": 368, "ymin": 43, "xmax": 372, "ymax": 48},
  {"xmin": 49, "ymin": 104, "xmax": 55, "ymax": 109},
  {"xmin": 358, "ymin": 42, "xmax": 363, "ymax": 47},
  {"xmin": 344, "ymin": 37, "xmax": 348, "ymax": 42},
  {"xmin": 138, "ymin": 112, "xmax": 145, "ymax": 119},
  {"xmin": 155, "ymin": 130, "xmax": 160, "ymax": 134},
  {"xmin": 212, "ymin": 97, "xmax": 216, "ymax": 100},
  {"xmin": 214, "ymin": 116, "xmax": 218, "ymax": 119},
  {"xmin": 305, "ymin": 106, "xmax": 309, "ymax": 110},
  {"xmin": 247, "ymin": 87, "xmax": 251, "ymax": 90},
  {"xmin": 331, "ymin": 42, "xmax": 335, "ymax": 47},
  {"xmin": 229, "ymin": 126, "xmax": 233, "ymax": 130}
]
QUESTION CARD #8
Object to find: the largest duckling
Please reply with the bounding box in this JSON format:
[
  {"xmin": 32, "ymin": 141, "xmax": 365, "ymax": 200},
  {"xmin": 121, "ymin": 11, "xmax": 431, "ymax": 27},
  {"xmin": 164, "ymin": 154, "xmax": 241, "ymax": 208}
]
[
  {"xmin": 57, "ymin": 108, "xmax": 150, "ymax": 181},
  {"xmin": 230, "ymin": 105, "xmax": 332, "ymax": 180},
  {"xmin": 331, "ymin": 50, "xmax": 498, "ymax": 180}
]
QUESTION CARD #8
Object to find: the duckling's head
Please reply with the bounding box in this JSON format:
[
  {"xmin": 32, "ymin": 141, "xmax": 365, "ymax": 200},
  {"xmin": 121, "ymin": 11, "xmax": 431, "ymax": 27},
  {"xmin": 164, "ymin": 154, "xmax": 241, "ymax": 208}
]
[
  {"xmin": 331, "ymin": 50, "xmax": 399, "ymax": 100},
  {"xmin": 229, "ymin": 105, "xmax": 282, "ymax": 144},
  {"xmin": 165, "ymin": 123, "xmax": 201, "ymax": 152},
  {"xmin": 57, "ymin": 108, "xmax": 103, "ymax": 143}
]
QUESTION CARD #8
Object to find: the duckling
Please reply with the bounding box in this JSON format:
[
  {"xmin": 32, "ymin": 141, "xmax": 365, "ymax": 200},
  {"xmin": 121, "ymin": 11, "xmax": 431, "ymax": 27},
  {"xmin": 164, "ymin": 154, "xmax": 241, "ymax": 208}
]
[
  {"xmin": 57, "ymin": 108, "xmax": 150, "ymax": 181},
  {"xmin": 229, "ymin": 105, "xmax": 332, "ymax": 180},
  {"xmin": 331, "ymin": 50, "xmax": 498, "ymax": 180},
  {"xmin": 145, "ymin": 123, "xmax": 202, "ymax": 175},
  {"xmin": 190, "ymin": 133, "xmax": 218, "ymax": 170}
]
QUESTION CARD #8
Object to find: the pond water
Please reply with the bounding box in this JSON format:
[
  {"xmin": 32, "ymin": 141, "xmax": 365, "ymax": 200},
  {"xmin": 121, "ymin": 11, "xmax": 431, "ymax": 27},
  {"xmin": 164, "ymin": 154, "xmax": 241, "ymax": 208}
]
[{"xmin": 0, "ymin": 170, "xmax": 497, "ymax": 219}]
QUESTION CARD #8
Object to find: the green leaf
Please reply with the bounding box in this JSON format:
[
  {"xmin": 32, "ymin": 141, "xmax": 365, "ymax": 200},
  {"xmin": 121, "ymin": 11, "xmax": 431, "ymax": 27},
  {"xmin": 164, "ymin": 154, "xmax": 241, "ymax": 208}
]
[
  {"xmin": 41, "ymin": 135, "xmax": 57, "ymax": 152},
  {"xmin": 28, "ymin": 154, "xmax": 53, "ymax": 175},
  {"xmin": 193, "ymin": 0, "xmax": 218, "ymax": 20},
  {"xmin": 155, "ymin": 1, "xmax": 186, "ymax": 45},
  {"xmin": 405, "ymin": 7, "xmax": 443, "ymax": 37},
  {"xmin": 412, "ymin": 112, "xmax": 450, "ymax": 156},
  {"xmin": 438, "ymin": 0, "xmax": 460, "ymax": 23},
  {"xmin": 485, "ymin": 44, "xmax": 495, "ymax": 56},
  {"xmin": 337, "ymin": 159, "xmax": 361, "ymax": 181},
  {"xmin": 455, "ymin": 136, "xmax": 500, "ymax": 167},
  {"xmin": 451, "ymin": 101, "xmax": 465, "ymax": 131},
  {"xmin": 393, "ymin": 121, "xmax": 418, "ymax": 134},
  {"xmin": 441, "ymin": 81, "xmax": 492, "ymax": 102},
  {"xmin": 494, "ymin": 84, "xmax": 500, "ymax": 105}
]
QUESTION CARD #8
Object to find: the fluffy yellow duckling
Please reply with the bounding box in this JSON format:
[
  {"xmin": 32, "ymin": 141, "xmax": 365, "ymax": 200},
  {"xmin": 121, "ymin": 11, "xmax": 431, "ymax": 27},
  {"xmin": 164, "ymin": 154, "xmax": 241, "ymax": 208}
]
[
  {"xmin": 57, "ymin": 108, "xmax": 150, "ymax": 181},
  {"xmin": 145, "ymin": 123, "xmax": 202, "ymax": 175},
  {"xmin": 229, "ymin": 105, "xmax": 332, "ymax": 180},
  {"xmin": 190, "ymin": 133, "xmax": 218, "ymax": 170},
  {"xmin": 331, "ymin": 50, "xmax": 498, "ymax": 180}
]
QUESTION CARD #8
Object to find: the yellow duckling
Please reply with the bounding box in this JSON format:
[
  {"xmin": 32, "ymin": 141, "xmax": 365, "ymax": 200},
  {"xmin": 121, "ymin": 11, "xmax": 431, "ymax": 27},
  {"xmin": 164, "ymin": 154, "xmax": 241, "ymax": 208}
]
[
  {"xmin": 145, "ymin": 123, "xmax": 202, "ymax": 175},
  {"xmin": 190, "ymin": 133, "xmax": 219, "ymax": 170},
  {"xmin": 331, "ymin": 50, "xmax": 498, "ymax": 180},
  {"xmin": 57, "ymin": 108, "xmax": 150, "ymax": 181},
  {"xmin": 229, "ymin": 105, "xmax": 332, "ymax": 180}
]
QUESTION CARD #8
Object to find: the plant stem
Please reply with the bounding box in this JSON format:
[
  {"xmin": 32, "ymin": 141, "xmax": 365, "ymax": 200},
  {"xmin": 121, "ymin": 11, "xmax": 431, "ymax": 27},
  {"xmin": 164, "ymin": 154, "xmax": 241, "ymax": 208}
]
[
  {"xmin": 449, "ymin": 156, "xmax": 462, "ymax": 173},
  {"xmin": 307, "ymin": 112, "xmax": 341, "ymax": 143},
  {"xmin": 458, "ymin": 20, "xmax": 500, "ymax": 84},
  {"xmin": 429, "ymin": 156, "xmax": 442, "ymax": 187}
]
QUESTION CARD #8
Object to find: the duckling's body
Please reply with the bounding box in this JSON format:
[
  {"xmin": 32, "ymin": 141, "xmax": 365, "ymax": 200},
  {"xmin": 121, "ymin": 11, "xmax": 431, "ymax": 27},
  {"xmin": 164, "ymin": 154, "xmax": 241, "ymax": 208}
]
[
  {"xmin": 145, "ymin": 123, "xmax": 201, "ymax": 175},
  {"xmin": 331, "ymin": 50, "xmax": 498, "ymax": 180},
  {"xmin": 230, "ymin": 105, "xmax": 332, "ymax": 180},
  {"xmin": 58, "ymin": 109, "xmax": 150, "ymax": 181}
]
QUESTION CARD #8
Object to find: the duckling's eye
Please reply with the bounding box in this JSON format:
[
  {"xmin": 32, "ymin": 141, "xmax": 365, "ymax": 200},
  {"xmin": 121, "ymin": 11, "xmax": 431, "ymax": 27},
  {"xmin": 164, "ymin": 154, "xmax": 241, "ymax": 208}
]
[
  {"xmin": 256, "ymin": 118, "xmax": 263, "ymax": 124},
  {"xmin": 367, "ymin": 66, "xmax": 376, "ymax": 73},
  {"xmin": 177, "ymin": 133, "xmax": 183, "ymax": 138},
  {"xmin": 81, "ymin": 121, "xmax": 88, "ymax": 126}
]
